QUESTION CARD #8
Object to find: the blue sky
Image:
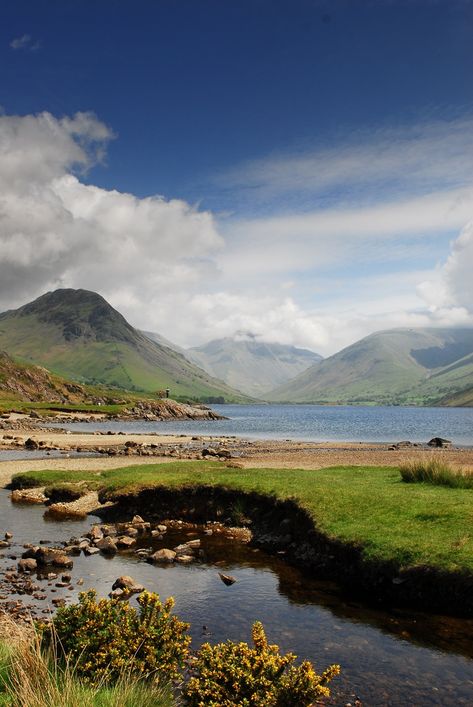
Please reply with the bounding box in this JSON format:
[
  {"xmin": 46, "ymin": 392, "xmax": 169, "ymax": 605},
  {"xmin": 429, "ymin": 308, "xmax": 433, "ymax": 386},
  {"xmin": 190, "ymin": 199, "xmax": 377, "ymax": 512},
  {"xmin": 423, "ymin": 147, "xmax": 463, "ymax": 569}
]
[{"xmin": 0, "ymin": 0, "xmax": 472, "ymax": 354}]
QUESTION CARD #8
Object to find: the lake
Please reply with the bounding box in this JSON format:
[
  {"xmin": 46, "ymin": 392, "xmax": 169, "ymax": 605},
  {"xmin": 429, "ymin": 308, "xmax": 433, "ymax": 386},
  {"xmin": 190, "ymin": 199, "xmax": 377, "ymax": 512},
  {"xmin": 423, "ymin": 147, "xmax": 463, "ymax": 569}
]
[{"xmin": 52, "ymin": 403, "xmax": 473, "ymax": 445}]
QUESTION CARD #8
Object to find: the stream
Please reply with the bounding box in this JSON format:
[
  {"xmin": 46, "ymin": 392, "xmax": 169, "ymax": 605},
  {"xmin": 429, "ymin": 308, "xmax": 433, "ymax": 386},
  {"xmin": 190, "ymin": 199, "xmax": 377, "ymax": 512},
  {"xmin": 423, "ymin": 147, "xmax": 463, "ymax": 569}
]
[{"xmin": 1, "ymin": 488, "xmax": 473, "ymax": 706}]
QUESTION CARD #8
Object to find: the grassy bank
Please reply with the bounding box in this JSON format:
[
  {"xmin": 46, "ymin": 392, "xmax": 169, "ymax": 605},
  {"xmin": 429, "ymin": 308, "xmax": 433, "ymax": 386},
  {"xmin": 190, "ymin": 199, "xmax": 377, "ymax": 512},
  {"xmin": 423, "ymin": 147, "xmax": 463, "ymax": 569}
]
[{"xmin": 11, "ymin": 461, "xmax": 473, "ymax": 574}]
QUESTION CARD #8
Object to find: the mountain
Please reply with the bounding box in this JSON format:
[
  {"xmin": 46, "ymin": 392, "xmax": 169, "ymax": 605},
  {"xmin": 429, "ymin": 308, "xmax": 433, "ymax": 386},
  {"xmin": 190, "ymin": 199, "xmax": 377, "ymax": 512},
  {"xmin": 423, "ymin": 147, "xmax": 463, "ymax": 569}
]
[
  {"xmin": 0, "ymin": 289, "xmax": 248, "ymax": 402},
  {"xmin": 187, "ymin": 335, "xmax": 322, "ymax": 397},
  {"xmin": 267, "ymin": 328, "xmax": 473, "ymax": 405}
]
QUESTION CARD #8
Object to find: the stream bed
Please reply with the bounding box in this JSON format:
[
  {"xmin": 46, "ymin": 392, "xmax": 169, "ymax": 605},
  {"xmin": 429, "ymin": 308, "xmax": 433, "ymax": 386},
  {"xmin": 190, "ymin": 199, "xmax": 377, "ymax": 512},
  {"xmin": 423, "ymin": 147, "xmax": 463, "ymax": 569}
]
[{"xmin": 1, "ymin": 488, "xmax": 473, "ymax": 706}]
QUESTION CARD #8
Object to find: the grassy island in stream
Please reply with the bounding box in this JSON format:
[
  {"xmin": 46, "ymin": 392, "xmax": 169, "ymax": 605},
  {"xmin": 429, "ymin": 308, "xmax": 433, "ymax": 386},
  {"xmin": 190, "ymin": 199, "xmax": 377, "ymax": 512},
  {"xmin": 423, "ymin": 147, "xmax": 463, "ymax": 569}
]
[{"xmin": 12, "ymin": 461, "xmax": 473, "ymax": 576}]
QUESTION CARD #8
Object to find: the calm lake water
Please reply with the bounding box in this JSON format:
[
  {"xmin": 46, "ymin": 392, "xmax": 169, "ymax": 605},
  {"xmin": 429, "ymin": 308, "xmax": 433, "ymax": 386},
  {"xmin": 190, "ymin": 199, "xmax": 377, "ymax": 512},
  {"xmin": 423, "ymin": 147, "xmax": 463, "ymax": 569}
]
[
  {"xmin": 53, "ymin": 404, "xmax": 473, "ymax": 445},
  {"xmin": 1, "ymin": 489, "xmax": 473, "ymax": 706}
]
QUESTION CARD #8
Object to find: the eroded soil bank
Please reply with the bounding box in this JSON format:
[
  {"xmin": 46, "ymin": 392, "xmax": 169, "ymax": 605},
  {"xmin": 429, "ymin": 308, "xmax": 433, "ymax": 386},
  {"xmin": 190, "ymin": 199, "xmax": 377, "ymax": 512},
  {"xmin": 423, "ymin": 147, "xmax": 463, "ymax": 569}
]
[{"xmin": 99, "ymin": 485, "xmax": 473, "ymax": 618}]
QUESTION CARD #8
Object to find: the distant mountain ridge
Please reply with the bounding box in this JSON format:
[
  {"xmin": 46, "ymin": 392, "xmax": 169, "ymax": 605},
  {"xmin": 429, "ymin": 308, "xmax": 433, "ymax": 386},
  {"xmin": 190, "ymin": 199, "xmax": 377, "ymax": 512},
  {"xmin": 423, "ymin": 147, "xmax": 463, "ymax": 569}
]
[
  {"xmin": 187, "ymin": 336, "xmax": 322, "ymax": 397},
  {"xmin": 0, "ymin": 289, "xmax": 248, "ymax": 402},
  {"xmin": 267, "ymin": 327, "xmax": 473, "ymax": 406}
]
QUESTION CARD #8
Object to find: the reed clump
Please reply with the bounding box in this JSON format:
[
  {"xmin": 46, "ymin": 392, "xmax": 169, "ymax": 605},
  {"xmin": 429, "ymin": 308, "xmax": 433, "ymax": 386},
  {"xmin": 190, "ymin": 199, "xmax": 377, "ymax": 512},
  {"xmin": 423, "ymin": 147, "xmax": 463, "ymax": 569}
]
[{"xmin": 399, "ymin": 456, "xmax": 473, "ymax": 489}]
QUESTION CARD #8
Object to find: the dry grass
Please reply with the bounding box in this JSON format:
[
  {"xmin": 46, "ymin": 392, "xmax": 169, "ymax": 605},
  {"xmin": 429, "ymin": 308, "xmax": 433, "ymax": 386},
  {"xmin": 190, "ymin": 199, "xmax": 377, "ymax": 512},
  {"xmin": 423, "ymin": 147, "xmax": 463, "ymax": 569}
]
[
  {"xmin": 0, "ymin": 617, "xmax": 174, "ymax": 707},
  {"xmin": 399, "ymin": 455, "xmax": 473, "ymax": 489}
]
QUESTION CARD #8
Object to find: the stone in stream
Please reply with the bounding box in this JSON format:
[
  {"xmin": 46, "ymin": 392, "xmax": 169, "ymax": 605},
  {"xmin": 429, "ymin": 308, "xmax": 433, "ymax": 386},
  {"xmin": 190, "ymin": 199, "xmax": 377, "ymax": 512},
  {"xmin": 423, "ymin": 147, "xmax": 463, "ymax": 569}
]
[
  {"xmin": 218, "ymin": 572, "xmax": 236, "ymax": 586},
  {"xmin": 148, "ymin": 548, "xmax": 176, "ymax": 564},
  {"xmin": 131, "ymin": 515, "xmax": 145, "ymax": 524},
  {"xmin": 116, "ymin": 536, "xmax": 136, "ymax": 548},
  {"xmin": 95, "ymin": 536, "xmax": 117, "ymax": 554},
  {"xmin": 4, "ymin": 532, "xmax": 12, "ymax": 540},
  {"xmin": 88, "ymin": 526, "xmax": 104, "ymax": 541},
  {"xmin": 111, "ymin": 575, "xmax": 145, "ymax": 594},
  {"xmin": 175, "ymin": 555, "xmax": 194, "ymax": 564},
  {"xmin": 18, "ymin": 558, "xmax": 37, "ymax": 572},
  {"xmin": 37, "ymin": 549, "xmax": 73, "ymax": 569}
]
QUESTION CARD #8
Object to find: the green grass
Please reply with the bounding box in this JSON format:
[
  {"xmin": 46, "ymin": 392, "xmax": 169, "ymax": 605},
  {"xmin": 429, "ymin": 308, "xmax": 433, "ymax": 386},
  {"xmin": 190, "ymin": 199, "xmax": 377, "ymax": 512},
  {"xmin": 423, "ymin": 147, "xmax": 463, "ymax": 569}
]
[
  {"xmin": 399, "ymin": 456, "xmax": 473, "ymax": 489},
  {"xmin": 12, "ymin": 461, "xmax": 473, "ymax": 574}
]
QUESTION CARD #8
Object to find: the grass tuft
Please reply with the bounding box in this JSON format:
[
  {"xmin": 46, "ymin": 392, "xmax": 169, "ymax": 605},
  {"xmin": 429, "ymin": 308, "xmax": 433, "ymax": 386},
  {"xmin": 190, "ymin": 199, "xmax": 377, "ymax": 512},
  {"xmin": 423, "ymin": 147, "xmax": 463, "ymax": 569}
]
[
  {"xmin": 0, "ymin": 617, "xmax": 174, "ymax": 707},
  {"xmin": 399, "ymin": 456, "xmax": 473, "ymax": 489}
]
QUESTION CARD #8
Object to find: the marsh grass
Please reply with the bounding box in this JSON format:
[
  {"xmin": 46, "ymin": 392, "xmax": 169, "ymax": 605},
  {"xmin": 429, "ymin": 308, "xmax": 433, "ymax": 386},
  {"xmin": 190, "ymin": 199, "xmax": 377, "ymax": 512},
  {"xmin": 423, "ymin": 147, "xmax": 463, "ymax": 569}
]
[
  {"xmin": 0, "ymin": 618, "xmax": 174, "ymax": 707},
  {"xmin": 399, "ymin": 456, "xmax": 473, "ymax": 489}
]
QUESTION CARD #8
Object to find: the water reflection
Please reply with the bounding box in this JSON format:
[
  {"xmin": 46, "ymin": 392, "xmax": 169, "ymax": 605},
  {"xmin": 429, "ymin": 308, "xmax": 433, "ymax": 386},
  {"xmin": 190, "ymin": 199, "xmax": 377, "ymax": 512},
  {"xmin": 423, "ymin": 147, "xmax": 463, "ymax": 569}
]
[{"xmin": 1, "ymin": 489, "xmax": 473, "ymax": 706}]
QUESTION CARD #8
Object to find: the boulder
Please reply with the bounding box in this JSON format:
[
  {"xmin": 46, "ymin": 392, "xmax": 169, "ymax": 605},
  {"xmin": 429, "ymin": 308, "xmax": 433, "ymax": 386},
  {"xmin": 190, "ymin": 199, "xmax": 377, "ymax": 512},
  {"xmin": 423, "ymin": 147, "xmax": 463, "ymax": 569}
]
[
  {"xmin": 132, "ymin": 515, "xmax": 145, "ymax": 524},
  {"xmin": 427, "ymin": 437, "xmax": 452, "ymax": 448},
  {"xmin": 148, "ymin": 548, "xmax": 176, "ymax": 564}
]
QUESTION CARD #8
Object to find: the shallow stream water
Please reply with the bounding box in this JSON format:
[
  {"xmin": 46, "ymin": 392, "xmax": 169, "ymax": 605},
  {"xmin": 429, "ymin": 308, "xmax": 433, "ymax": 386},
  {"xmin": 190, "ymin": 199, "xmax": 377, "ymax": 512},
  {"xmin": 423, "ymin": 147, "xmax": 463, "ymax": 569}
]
[{"xmin": 1, "ymin": 489, "xmax": 473, "ymax": 706}]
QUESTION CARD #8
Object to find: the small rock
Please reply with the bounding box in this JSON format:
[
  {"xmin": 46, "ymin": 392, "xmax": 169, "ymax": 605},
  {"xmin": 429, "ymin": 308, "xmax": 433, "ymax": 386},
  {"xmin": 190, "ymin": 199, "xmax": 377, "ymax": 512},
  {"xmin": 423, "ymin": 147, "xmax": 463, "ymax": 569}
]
[
  {"xmin": 175, "ymin": 555, "xmax": 194, "ymax": 564},
  {"xmin": 132, "ymin": 514, "xmax": 145, "ymax": 524},
  {"xmin": 18, "ymin": 558, "xmax": 37, "ymax": 572},
  {"xmin": 218, "ymin": 572, "xmax": 236, "ymax": 586},
  {"xmin": 52, "ymin": 598, "xmax": 66, "ymax": 607},
  {"xmin": 148, "ymin": 548, "xmax": 176, "ymax": 564},
  {"xmin": 84, "ymin": 546, "xmax": 100, "ymax": 556},
  {"xmin": 111, "ymin": 575, "xmax": 145, "ymax": 593},
  {"xmin": 95, "ymin": 536, "xmax": 117, "ymax": 554},
  {"xmin": 88, "ymin": 526, "xmax": 104, "ymax": 541},
  {"xmin": 24, "ymin": 437, "xmax": 39, "ymax": 450},
  {"xmin": 116, "ymin": 536, "xmax": 136, "ymax": 548}
]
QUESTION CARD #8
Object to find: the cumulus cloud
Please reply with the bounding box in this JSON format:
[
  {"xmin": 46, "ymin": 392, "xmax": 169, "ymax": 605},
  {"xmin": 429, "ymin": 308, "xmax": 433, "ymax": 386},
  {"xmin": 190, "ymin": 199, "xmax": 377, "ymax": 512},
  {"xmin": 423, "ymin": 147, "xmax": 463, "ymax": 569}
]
[
  {"xmin": 0, "ymin": 109, "xmax": 472, "ymax": 358},
  {"xmin": 0, "ymin": 111, "xmax": 223, "ymax": 313}
]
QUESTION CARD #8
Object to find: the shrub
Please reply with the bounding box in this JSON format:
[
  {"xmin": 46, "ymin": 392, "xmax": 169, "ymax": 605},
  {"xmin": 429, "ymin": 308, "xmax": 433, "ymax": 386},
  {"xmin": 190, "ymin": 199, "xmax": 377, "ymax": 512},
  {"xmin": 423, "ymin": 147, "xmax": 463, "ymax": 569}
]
[
  {"xmin": 45, "ymin": 590, "xmax": 190, "ymax": 686},
  {"xmin": 182, "ymin": 621, "xmax": 340, "ymax": 706},
  {"xmin": 399, "ymin": 456, "xmax": 473, "ymax": 489}
]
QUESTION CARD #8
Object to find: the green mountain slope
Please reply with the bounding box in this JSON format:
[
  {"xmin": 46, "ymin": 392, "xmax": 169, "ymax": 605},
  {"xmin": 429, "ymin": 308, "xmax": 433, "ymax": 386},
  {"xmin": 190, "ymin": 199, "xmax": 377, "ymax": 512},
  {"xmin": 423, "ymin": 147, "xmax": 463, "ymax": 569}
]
[
  {"xmin": 267, "ymin": 328, "xmax": 473, "ymax": 405},
  {"xmin": 187, "ymin": 336, "xmax": 322, "ymax": 397},
  {"xmin": 0, "ymin": 289, "xmax": 248, "ymax": 402}
]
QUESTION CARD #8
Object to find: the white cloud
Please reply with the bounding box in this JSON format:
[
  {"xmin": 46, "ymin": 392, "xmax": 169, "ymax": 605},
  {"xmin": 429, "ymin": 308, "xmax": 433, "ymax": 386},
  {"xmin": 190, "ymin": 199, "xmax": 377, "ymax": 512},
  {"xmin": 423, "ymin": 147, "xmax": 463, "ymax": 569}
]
[
  {"xmin": 10, "ymin": 34, "xmax": 39, "ymax": 50},
  {"xmin": 0, "ymin": 109, "xmax": 472, "ymax": 359},
  {"xmin": 0, "ymin": 111, "xmax": 222, "ymax": 312},
  {"xmin": 221, "ymin": 117, "xmax": 473, "ymax": 208},
  {"xmin": 218, "ymin": 187, "xmax": 472, "ymax": 281}
]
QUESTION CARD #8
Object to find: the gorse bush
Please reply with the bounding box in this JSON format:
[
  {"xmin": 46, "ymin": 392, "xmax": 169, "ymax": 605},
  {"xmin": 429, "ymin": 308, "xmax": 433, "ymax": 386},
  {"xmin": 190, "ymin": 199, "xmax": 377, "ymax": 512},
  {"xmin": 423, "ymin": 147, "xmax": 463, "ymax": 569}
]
[
  {"xmin": 399, "ymin": 456, "xmax": 473, "ymax": 489},
  {"xmin": 45, "ymin": 590, "xmax": 190, "ymax": 686},
  {"xmin": 182, "ymin": 620, "xmax": 340, "ymax": 706}
]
